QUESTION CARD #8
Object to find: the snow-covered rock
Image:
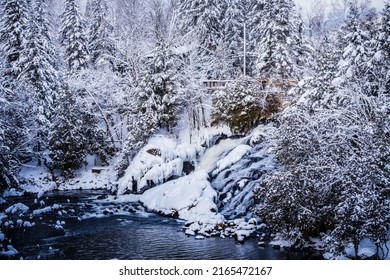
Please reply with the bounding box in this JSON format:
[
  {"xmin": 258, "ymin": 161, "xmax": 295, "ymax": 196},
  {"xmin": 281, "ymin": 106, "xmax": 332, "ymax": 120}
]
[
  {"xmin": 33, "ymin": 206, "xmax": 52, "ymax": 215},
  {"xmin": 0, "ymin": 245, "xmax": 19, "ymax": 257},
  {"xmin": 140, "ymin": 170, "xmax": 225, "ymax": 227},
  {"xmin": 5, "ymin": 203, "xmax": 29, "ymax": 215},
  {"xmin": 2, "ymin": 188, "xmax": 24, "ymax": 197}
]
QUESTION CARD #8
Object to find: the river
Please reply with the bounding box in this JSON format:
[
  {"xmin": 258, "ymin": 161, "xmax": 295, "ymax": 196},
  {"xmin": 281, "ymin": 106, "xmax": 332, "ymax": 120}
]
[{"xmin": 0, "ymin": 190, "xmax": 321, "ymax": 260}]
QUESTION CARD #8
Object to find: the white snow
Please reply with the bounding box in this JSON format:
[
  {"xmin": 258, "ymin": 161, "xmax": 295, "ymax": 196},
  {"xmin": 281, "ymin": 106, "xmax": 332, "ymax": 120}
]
[
  {"xmin": 118, "ymin": 135, "xmax": 206, "ymax": 195},
  {"xmin": 5, "ymin": 203, "xmax": 29, "ymax": 214},
  {"xmin": 0, "ymin": 245, "xmax": 18, "ymax": 257},
  {"xmin": 23, "ymin": 221, "xmax": 35, "ymax": 227},
  {"xmin": 140, "ymin": 170, "xmax": 225, "ymax": 227},
  {"xmin": 32, "ymin": 206, "xmax": 52, "ymax": 215},
  {"xmin": 37, "ymin": 182, "xmax": 57, "ymax": 199},
  {"xmin": 198, "ymin": 138, "xmax": 242, "ymax": 173},
  {"xmin": 2, "ymin": 188, "xmax": 24, "ymax": 197},
  {"xmin": 212, "ymin": 145, "xmax": 251, "ymax": 175}
]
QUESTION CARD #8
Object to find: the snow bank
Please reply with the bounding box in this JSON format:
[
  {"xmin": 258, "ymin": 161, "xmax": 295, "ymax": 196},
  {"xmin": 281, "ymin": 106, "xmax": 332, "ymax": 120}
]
[{"xmin": 140, "ymin": 171, "xmax": 225, "ymax": 226}]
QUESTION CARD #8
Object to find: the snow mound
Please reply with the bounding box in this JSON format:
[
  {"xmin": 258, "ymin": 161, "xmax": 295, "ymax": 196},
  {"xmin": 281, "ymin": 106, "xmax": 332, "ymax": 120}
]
[
  {"xmin": 2, "ymin": 188, "xmax": 24, "ymax": 197},
  {"xmin": 0, "ymin": 245, "xmax": 18, "ymax": 257},
  {"xmin": 140, "ymin": 170, "xmax": 225, "ymax": 226},
  {"xmin": 118, "ymin": 135, "xmax": 202, "ymax": 195},
  {"xmin": 33, "ymin": 206, "xmax": 53, "ymax": 215},
  {"xmin": 5, "ymin": 203, "xmax": 29, "ymax": 214}
]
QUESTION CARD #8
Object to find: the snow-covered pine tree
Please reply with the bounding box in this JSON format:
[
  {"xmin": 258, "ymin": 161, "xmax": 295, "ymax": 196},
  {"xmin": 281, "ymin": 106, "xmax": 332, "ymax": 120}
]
[
  {"xmin": 60, "ymin": 0, "xmax": 89, "ymax": 73},
  {"xmin": 0, "ymin": 87, "xmax": 22, "ymax": 190},
  {"xmin": 138, "ymin": 38, "xmax": 179, "ymax": 132},
  {"xmin": 88, "ymin": 0, "xmax": 117, "ymax": 69},
  {"xmin": 49, "ymin": 84, "xmax": 86, "ymax": 177},
  {"xmin": 20, "ymin": 0, "xmax": 58, "ymax": 110},
  {"xmin": 336, "ymin": 2, "xmax": 373, "ymax": 93},
  {"xmin": 19, "ymin": 0, "xmax": 58, "ymax": 166},
  {"xmin": 291, "ymin": 11, "xmax": 313, "ymax": 77},
  {"xmin": 176, "ymin": 0, "xmax": 223, "ymax": 55},
  {"xmin": 221, "ymin": 0, "xmax": 244, "ymax": 76},
  {"xmin": 0, "ymin": 0, "xmax": 28, "ymax": 83},
  {"xmin": 296, "ymin": 36, "xmax": 338, "ymax": 109},
  {"xmin": 256, "ymin": 0, "xmax": 300, "ymax": 81},
  {"xmin": 380, "ymin": 2, "xmax": 390, "ymax": 61},
  {"xmin": 244, "ymin": 0, "xmax": 264, "ymax": 76},
  {"xmin": 375, "ymin": 2, "xmax": 390, "ymax": 95}
]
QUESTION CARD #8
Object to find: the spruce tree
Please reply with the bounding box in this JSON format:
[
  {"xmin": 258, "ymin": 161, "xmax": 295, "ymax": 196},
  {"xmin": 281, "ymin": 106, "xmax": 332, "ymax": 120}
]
[
  {"xmin": 60, "ymin": 0, "xmax": 89, "ymax": 73},
  {"xmin": 49, "ymin": 85, "xmax": 86, "ymax": 177},
  {"xmin": 337, "ymin": 3, "xmax": 372, "ymax": 90},
  {"xmin": 0, "ymin": 87, "xmax": 21, "ymax": 190},
  {"xmin": 221, "ymin": 0, "xmax": 244, "ymax": 75},
  {"xmin": 0, "ymin": 0, "xmax": 28, "ymax": 83},
  {"xmin": 177, "ymin": 0, "xmax": 224, "ymax": 55},
  {"xmin": 88, "ymin": 0, "xmax": 117, "ymax": 69},
  {"xmin": 256, "ymin": 0, "xmax": 299, "ymax": 80},
  {"xmin": 19, "ymin": 0, "xmax": 58, "ymax": 165}
]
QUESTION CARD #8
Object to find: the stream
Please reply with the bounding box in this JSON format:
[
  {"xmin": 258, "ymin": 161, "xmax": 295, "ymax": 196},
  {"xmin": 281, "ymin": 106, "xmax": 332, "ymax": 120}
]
[{"xmin": 0, "ymin": 190, "xmax": 321, "ymax": 260}]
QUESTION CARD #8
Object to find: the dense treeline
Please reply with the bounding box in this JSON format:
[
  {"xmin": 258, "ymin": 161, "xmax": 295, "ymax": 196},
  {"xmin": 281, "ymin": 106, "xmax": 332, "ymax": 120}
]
[{"xmin": 0, "ymin": 0, "xmax": 389, "ymax": 258}]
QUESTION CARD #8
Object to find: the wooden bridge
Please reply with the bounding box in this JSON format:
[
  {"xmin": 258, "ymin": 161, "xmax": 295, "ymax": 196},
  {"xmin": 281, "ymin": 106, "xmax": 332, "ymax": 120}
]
[
  {"xmin": 203, "ymin": 78, "xmax": 298, "ymax": 91},
  {"xmin": 202, "ymin": 80, "xmax": 234, "ymax": 90}
]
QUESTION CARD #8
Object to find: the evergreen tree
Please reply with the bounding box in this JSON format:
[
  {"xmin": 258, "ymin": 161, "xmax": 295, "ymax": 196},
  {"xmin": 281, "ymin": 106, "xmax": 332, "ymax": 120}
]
[
  {"xmin": 0, "ymin": 87, "xmax": 21, "ymax": 190},
  {"xmin": 137, "ymin": 38, "xmax": 179, "ymax": 132},
  {"xmin": 20, "ymin": 0, "xmax": 58, "ymax": 110},
  {"xmin": 245, "ymin": 0, "xmax": 264, "ymax": 76},
  {"xmin": 337, "ymin": 3, "xmax": 372, "ymax": 92},
  {"xmin": 88, "ymin": 0, "xmax": 117, "ymax": 69},
  {"xmin": 0, "ymin": 0, "xmax": 28, "ymax": 83},
  {"xmin": 296, "ymin": 36, "xmax": 338, "ymax": 109},
  {"xmin": 376, "ymin": 2, "xmax": 390, "ymax": 95},
  {"xmin": 177, "ymin": 0, "xmax": 224, "ymax": 55},
  {"xmin": 221, "ymin": 0, "xmax": 244, "ymax": 75},
  {"xmin": 256, "ymin": 0, "xmax": 301, "ymax": 80},
  {"xmin": 19, "ymin": 0, "xmax": 58, "ymax": 166},
  {"xmin": 60, "ymin": 0, "xmax": 89, "ymax": 73},
  {"xmin": 49, "ymin": 85, "xmax": 86, "ymax": 177}
]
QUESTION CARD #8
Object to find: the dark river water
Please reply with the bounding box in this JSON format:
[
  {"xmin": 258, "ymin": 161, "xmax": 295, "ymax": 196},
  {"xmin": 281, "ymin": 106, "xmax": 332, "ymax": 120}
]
[{"xmin": 0, "ymin": 190, "xmax": 321, "ymax": 260}]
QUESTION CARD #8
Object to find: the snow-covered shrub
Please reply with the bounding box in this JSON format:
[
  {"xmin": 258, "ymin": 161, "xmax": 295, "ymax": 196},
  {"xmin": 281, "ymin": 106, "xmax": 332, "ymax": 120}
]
[
  {"xmin": 212, "ymin": 77, "xmax": 283, "ymax": 133},
  {"xmin": 255, "ymin": 88, "xmax": 390, "ymax": 250}
]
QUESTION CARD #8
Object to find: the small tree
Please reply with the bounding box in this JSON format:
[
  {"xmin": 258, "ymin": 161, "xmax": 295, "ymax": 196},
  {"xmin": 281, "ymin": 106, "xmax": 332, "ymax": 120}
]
[{"xmin": 49, "ymin": 85, "xmax": 86, "ymax": 177}]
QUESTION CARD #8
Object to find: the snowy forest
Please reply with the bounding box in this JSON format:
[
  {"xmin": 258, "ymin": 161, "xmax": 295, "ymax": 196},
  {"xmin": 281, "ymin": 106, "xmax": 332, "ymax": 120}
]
[{"xmin": 0, "ymin": 0, "xmax": 389, "ymax": 260}]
